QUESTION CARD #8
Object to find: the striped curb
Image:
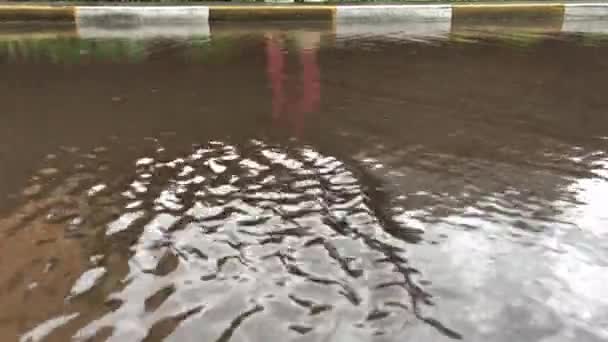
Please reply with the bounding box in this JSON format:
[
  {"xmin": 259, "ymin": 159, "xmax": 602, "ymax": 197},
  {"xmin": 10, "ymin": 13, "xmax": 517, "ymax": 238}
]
[
  {"xmin": 1, "ymin": 3, "xmax": 608, "ymax": 22},
  {"xmin": 1, "ymin": 3, "xmax": 608, "ymax": 39}
]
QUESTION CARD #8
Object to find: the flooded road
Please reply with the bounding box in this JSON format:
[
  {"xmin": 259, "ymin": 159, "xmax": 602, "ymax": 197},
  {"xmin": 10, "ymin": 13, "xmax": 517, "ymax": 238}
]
[{"xmin": 1, "ymin": 19, "xmax": 608, "ymax": 342}]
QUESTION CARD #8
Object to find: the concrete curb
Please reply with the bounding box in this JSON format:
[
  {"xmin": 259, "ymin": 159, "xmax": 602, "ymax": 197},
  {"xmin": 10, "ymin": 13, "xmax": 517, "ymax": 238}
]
[
  {"xmin": 0, "ymin": 5, "xmax": 74, "ymax": 21},
  {"xmin": 1, "ymin": 3, "xmax": 608, "ymax": 38},
  {"xmin": 1, "ymin": 3, "xmax": 608, "ymax": 22}
]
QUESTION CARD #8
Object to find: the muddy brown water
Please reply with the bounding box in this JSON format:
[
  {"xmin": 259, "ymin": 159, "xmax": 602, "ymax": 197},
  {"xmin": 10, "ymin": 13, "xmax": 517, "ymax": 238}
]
[{"xmin": 1, "ymin": 21, "xmax": 608, "ymax": 342}]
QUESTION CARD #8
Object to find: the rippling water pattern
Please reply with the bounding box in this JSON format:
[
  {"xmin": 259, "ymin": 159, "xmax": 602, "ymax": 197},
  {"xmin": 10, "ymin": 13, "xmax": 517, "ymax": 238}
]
[{"xmin": 1, "ymin": 21, "xmax": 608, "ymax": 342}]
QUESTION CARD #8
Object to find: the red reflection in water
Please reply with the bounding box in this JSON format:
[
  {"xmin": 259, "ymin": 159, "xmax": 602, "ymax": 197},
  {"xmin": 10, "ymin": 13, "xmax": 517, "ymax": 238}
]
[{"xmin": 265, "ymin": 33, "xmax": 320, "ymax": 137}]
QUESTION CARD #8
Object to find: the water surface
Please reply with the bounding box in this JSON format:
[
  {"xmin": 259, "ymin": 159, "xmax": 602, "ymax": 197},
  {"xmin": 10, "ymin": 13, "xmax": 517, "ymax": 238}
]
[{"xmin": 1, "ymin": 20, "xmax": 608, "ymax": 342}]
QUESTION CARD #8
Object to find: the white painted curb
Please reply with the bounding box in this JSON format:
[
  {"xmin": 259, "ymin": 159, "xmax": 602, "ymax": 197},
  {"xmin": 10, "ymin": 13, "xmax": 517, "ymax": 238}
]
[
  {"xmin": 336, "ymin": 5, "xmax": 452, "ymax": 22},
  {"xmin": 564, "ymin": 3, "xmax": 608, "ymax": 20},
  {"xmin": 563, "ymin": 4, "xmax": 608, "ymax": 34},
  {"xmin": 77, "ymin": 6, "xmax": 209, "ymax": 24}
]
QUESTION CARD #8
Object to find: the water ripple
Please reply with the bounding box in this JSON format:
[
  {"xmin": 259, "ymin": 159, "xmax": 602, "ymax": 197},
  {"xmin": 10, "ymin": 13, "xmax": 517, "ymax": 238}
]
[{"xmin": 8, "ymin": 138, "xmax": 446, "ymax": 342}]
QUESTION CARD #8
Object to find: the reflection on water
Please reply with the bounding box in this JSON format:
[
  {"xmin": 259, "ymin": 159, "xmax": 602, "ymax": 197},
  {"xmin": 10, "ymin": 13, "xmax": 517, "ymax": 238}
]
[
  {"xmin": 266, "ymin": 31, "xmax": 320, "ymax": 136},
  {"xmin": 2, "ymin": 139, "xmax": 440, "ymax": 342},
  {"xmin": 1, "ymin": 21, "xmax": 608, "ymax": 342}
]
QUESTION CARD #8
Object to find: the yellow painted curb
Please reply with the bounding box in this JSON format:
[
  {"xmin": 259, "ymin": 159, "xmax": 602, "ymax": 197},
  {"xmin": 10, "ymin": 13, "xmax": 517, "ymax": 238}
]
[
  {"xmin": 0, "ymin": 5, "xmax": 76, "ymax": 21},
  {"xmin": 452, "ymin": 3, "xmax": 565, "ymax": 19},
  {"xmin": 209, "ymin": 6, "xmax": 336, "ymax": 21}
]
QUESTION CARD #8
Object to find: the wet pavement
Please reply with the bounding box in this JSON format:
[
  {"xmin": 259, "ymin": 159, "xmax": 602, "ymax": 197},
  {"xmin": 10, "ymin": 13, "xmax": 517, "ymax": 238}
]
[{"xmin": 1, "ymin": 20, "xmax": 608, "ymax": 342}]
